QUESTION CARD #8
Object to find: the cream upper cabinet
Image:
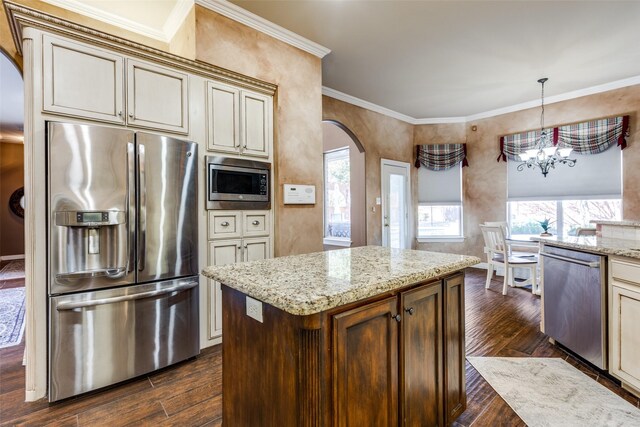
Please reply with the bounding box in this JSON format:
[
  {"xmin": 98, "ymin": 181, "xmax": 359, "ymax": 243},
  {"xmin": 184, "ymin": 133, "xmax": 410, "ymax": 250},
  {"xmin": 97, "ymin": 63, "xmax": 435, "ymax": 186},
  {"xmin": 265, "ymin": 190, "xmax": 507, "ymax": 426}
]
[
  {"xmin": 206, "ymin": 82, "xmax": 272, "ymax": 159},
  {"xmin": 43, "ymin": 34, "xmax": 125, "ymax": 124},
  {"xmin": 609, "ymin": 258, "xmax": 640, "ymax": 396},
  {"xmin": 240, "ymin": 91, "xmax": 271, "ymax": 158},
  {"xmin": 206, "ymin": 81, "xmax": 240, "ymax": 153},
  {"xmin": 126, "ymin": 59, "xmax": 189, "ymax": 134}
]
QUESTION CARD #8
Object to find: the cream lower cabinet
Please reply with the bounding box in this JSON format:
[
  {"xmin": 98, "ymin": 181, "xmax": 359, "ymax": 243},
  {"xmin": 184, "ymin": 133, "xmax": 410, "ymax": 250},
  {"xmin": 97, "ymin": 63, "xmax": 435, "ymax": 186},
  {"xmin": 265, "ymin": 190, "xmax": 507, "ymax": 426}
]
[
  {"xmin": 609, "ymin": 257, "xmax": 640, "ymax": 397},
  {"xmin": 206, "ymin": 211, "xmax": 272, "ymax": 340}
]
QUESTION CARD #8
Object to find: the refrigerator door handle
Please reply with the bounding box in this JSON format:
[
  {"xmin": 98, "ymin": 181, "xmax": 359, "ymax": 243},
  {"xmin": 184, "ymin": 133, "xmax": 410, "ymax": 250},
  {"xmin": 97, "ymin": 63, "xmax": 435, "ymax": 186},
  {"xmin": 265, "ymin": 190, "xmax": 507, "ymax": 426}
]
[
  {"xmin": 138, "ymin": 143, "xmax": 146, "ymax": 272},
  {"xmin": 127, "ymin": 142, "xmax": 136, "ymax": 275},
  {"xmin": 56, "ymin": 267, "xmax": 127, "ymax": 281},
  {"xmin": 55, "ymin": 280, "xmax": 198, "ymax": 310}
]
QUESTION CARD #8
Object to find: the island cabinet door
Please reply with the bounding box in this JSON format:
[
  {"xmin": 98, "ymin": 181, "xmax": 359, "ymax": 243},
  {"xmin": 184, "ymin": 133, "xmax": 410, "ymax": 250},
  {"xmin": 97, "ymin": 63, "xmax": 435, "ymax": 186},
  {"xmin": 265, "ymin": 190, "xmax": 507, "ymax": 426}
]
[
  {"xmin": 332, "ymin": 296, "xmax": 399, "ymax": 427},
  {"xmin": 444, "ymin": 273, "xmax": 466, "ymax": 425},
  {"xmin": 400, "ymin": 281, "xmax": 443, "ymax": 426}
]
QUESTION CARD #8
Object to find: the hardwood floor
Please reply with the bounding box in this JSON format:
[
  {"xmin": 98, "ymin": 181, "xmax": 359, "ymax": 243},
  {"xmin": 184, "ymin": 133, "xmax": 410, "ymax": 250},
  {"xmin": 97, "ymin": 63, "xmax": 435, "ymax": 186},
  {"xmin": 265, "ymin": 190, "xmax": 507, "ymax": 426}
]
[{"xmin": 1, "ymin": 268, "xmax": 638, "ymax": 426}]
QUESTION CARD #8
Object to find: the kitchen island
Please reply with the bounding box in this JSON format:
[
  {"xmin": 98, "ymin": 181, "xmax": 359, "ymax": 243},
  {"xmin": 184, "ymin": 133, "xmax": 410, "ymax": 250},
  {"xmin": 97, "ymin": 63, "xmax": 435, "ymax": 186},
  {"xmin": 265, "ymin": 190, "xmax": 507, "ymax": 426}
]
[{"xmin": 202, "ymin": 246, "xmax": 480, "ymax": 426}]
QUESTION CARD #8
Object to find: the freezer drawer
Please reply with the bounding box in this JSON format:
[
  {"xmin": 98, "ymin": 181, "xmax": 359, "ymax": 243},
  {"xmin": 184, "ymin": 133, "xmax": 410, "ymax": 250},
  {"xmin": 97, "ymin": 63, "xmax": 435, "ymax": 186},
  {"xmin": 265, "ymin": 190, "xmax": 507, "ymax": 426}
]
[{"xmin": 49, "ymin": 277, "xmax": 199, "ymax": 401}]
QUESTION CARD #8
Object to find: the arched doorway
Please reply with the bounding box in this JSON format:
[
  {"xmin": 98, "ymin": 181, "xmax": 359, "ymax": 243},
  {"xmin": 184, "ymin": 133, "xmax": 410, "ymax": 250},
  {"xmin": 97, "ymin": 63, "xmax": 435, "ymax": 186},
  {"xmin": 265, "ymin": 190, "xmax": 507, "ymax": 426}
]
[
  {"xmin": 322, "ymin": 120, "xmax": 366, "ymax": 249},
  {"xmin": 0, "ymin": 48, "xmax": 25, "ymax": 348}
]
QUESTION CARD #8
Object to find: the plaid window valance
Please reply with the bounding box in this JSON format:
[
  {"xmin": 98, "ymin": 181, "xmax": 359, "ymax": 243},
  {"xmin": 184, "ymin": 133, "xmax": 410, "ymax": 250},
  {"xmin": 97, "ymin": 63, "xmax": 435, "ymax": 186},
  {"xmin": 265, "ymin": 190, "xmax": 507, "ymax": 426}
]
[
  {"xmin": 497, "ymin": 115, "xmax": 630, "ymax": 162},
  {"xmin": 415, "ymin": 144, "xmax": 469, "ymax": 171}
]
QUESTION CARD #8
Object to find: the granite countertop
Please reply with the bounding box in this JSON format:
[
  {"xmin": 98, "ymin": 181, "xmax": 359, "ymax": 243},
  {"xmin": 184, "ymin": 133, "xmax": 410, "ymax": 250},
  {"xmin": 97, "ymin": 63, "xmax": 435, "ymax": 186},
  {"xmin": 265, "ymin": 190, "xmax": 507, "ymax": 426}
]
[
  {"xmin": 202, "ymin": 246, "xmax": 480, "ymax": 316},
  {"xmin": 590, "ymin": 220, "xmax": 640, "ymax": 227},
  {"xmin": 535, "ymin": 235, "xmax": 640, "ymax": 260}
]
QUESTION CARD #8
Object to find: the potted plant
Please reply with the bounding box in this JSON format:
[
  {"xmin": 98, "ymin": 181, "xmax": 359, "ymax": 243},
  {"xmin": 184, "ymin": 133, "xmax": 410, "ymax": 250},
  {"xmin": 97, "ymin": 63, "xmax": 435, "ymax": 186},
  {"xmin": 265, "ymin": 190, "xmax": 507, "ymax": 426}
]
[{"xmin": 538, "ymin": 218, "xmax": 554, "ymax": 237}]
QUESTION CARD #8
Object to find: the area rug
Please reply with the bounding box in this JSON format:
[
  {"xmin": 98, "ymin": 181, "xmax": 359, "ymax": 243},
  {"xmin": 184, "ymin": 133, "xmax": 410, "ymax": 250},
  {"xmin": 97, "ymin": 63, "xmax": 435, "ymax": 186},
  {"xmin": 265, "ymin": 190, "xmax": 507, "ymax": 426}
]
[
  {"xmin": 0, "ymin": 259, "xmax": 25, "ymax": 281},
  {"xmin": 467, "ymin": 357, "xmax": 640, "ymax": 426},
  {"xmin": 0, "ymin": 287, "xmax": 26, "ymax": 348}
]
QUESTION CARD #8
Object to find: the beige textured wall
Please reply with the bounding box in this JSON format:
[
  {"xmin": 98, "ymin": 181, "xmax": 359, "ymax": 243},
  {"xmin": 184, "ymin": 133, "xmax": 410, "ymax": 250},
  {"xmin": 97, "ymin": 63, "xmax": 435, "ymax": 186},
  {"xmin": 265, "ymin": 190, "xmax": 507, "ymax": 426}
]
[
  {"xmin": 323, "ymin": 96, "xmax": 415, "ymax": 246},
  {"xmin": 169, "ymin": 5, "xmax": 196, "ymax": 60},
  {"xmin": 417, "ymin": 85, "xmax": 640, "ymax": 259},
  {"xmin": 0, "ymin": 142, "xmax": 24, "ymax": 256},
  {"xmin": 196, "ymin": 6, "xmax": 324, "ymax": 256}
]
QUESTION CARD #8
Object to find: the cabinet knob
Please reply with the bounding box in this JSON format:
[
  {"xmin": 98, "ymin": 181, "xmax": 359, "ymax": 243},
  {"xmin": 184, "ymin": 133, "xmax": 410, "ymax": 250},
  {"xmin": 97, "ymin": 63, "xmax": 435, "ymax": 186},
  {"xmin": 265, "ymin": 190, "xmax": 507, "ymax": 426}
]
[
  {"xmin": 221, "ymin": 221, "xmax": 230, "ymax": 227},
  {"xmin": 405, "ymin": 307, "xmax": 415, "ymax": 315},
  {"xmin": 118, "ymin": 111, "xmax": 123, "ymax": 117},
  {"xmin": 237, "ymin": 245, "xmax": 242, "ymax": 249},
  {"xmin": 392, "ymin": 314, "xmax": 401, "ymax": 322},
  {"xmin": 244, "ymin": 244, "xmax": 248, "ymax": 249},
  {"xmin": 128, "ymin": 112, "xmax": 134, "ymax": 119},
  {"xmin": 252, "ymin": 220, "xmax": 260, "ymax": 226}
]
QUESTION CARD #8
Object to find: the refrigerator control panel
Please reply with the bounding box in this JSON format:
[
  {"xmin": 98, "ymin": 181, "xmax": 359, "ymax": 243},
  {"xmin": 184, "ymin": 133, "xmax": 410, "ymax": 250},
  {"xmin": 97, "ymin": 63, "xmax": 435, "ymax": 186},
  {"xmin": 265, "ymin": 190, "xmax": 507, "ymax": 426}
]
[{"xmin": 55, "ymin": 211, "xmax": 125, "ymax": 227}]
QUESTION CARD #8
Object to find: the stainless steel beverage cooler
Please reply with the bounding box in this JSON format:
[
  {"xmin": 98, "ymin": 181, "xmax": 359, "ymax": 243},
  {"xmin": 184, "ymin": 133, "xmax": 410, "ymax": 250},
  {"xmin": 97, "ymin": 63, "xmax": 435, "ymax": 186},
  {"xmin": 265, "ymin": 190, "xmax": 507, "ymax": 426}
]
[{"xmin": 47, "ymin": 122, "xmax": 199, "ymax": 401}]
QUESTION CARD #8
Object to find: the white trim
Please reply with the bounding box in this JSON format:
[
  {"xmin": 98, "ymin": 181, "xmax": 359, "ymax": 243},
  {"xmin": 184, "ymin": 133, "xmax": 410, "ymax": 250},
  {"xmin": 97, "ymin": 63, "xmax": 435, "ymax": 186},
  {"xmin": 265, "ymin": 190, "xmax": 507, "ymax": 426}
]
[
  {"xmin": 416, "ymin": 237, "xmax": 465, "ymax": 243},
  {"xmin": 164, "ymin": 1, "xmax": 195, "ymax": 41},
  {"xmin": 323, "ymin": 238, "xmax": 352, "ymax": 248},
  {"xmin": 322, "ymin": 87, "xmax": 416, "ymax": 124},
  {"xmin": 323, "ymin": 74, "xmax": 640, "ymax": 125},
  {"xmin": 0, "ymin": 254, "xmax": 25, "ymax": 261},
  {"xmin": 195, "ymin": 0, "xmax": 331, "ymax": 58},
  {"xmin": 39, "ymin": 0, "xmax": 172, "ymax": 41}
]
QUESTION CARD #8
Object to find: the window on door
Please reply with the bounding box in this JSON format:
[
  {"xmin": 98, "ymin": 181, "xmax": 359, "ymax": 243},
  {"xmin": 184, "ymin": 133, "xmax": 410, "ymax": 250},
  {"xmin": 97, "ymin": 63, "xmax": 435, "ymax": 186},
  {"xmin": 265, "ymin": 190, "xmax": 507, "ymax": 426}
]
[
  {"xmin": 417, "ymin": 164, "xmax": 463, "ymax": 240},
  {"xmin": 324, "ymin": 148, "xmax": 351, "ymax": 243}
]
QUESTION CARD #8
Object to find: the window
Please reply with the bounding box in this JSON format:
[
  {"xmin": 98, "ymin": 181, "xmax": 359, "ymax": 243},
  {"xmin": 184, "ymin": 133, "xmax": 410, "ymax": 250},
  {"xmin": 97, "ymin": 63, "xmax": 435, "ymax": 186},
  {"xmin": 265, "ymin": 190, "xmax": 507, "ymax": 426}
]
[
  {"xmin": 508, "ymin": 199, "xmax": 622, "ymax": 237},
  {"xmin": 507, "ymin": 145, "xmax": 622, "ymax": 237},
  {"xmin": 324, "ymin": 148, "xmax": 351, "ymax": 243},
  {"xmin": 417, "ymin": 164, "xmax": 463, "ymax": 240}
]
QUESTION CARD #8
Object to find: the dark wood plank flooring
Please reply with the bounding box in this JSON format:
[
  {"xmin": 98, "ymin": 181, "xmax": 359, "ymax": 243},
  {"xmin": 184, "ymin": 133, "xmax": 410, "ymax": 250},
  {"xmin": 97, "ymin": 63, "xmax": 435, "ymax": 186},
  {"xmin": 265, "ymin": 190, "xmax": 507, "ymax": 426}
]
[{"xmin": 1, "ymin": 268, "xmax": 638, "ymax": 426}]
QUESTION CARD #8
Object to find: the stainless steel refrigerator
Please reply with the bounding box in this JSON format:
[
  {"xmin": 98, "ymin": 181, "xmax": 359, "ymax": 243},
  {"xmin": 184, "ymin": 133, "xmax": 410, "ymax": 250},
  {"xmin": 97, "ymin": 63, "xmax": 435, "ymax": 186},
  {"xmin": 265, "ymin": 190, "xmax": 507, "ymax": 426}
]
[{"xmin": 47, "ymin": 121, "xmax": 199, "ymax": 401}]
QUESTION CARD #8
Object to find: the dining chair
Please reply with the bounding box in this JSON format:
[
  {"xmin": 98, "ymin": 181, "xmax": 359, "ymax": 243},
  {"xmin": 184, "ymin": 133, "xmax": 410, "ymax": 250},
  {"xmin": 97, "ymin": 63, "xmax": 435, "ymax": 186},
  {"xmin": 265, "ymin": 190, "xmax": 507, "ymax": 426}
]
[
  {"xmin": 480, "ymin": 224, "xmax": 539, "ymax": 295},
  {"xmin": 575, "ymin": 227, "xmax": 597, "ymax": 236},
  {"xmin": 484, "ymin": 221, "xmax": 538, "ymax": 259}
]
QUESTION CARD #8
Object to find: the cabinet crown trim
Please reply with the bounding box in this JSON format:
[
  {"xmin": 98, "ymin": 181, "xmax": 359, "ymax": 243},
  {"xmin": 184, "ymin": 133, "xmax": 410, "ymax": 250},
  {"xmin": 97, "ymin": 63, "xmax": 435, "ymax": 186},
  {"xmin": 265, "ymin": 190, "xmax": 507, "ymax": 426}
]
[{"xmin": 4, "ymin": 1, "xmax": 277, "ymax": 96}]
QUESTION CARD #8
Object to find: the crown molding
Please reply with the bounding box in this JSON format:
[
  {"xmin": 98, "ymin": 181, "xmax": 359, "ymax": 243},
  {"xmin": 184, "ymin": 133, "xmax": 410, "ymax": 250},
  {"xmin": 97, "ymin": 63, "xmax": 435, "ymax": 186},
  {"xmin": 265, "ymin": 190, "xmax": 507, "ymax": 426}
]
[
  {"xmin": 322, "ymin": 86, "xmax": 417, "ymax": 124},
  {"xmin": 195, "ymin": 0, "xmax": 330, "ymax": 58},
  {"xmin": 39, "ymin": 0, "xmax": 194, "ymax": 42},
  {"xmin": 164, "ymin": 1, "xmax": 195, "ymax": 41},
  {"xmin": 325, "ymin": 74, "xmax": 640, "ymax": 126}
]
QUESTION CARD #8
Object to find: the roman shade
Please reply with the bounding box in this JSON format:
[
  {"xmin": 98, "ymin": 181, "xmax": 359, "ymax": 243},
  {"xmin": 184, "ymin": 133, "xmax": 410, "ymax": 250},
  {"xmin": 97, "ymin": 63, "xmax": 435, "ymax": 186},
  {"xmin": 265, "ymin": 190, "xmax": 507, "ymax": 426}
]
[
  {"xmin": 418, "ymin": 164, "xmax": 462, "ymax": 204},
  {"xmin": 507, "ymin": 144, "xmax": 622, "ymax": 201}
]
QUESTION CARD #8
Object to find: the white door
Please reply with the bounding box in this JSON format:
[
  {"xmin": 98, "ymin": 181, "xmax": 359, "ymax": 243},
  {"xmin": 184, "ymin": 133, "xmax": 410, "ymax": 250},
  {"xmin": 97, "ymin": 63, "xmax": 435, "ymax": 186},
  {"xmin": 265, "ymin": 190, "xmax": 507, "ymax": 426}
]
[
  {"xmin": 243, "ymin": 237, "xmax": 271, "ymax": 262},
  {"xmin": 206, "ymin": 81, "xmax": 240, "ymax": 154},
  {"xmin": 240, "ymin": 91, "xmax": 271, "ymax": 158},
  {"xmin": 381, "ymin": 160, "xmax": 410, "ymax": 249}
]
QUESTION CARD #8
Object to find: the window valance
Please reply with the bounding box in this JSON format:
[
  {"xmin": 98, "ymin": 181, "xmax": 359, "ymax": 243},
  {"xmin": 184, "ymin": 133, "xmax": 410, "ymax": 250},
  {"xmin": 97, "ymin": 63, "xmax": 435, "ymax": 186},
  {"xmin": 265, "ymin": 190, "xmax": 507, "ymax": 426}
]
[
  {"xmin": 415, "ymin": 144, "xmax": 469, "ymax": 171},
  {"xmin": 497, "ymin": 115, "xmax": 630, "ymax": 162}
]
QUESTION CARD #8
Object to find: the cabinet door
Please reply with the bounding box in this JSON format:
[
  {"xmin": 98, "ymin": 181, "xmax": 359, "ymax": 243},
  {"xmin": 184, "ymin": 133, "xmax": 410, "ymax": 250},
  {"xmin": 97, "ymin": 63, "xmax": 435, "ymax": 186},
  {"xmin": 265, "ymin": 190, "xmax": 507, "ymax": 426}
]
[
  {"xmin": 208, "ymin": 211, "xmax": 242, "ymax": 240},
  {"xmin": 243, "ymin": 237, "xmax": 270, "ymax": 262},
  {"xmin": 43, "ymin": 34, "xmax": 125, "ymax": 123},
  {"xmin": 242, "ymin": 211, "xmax": 270, "ymax": 238},
  {"xmin": 207, "ymin": 240, "xmax": 242, "ymax": 339},
  {"xmin": 240, "ymin": 91, "xmax": 271, "ymax": 158},
  {"xmin": 206, "ymin": 81, "xmax": 240, "ymax": 154},
  {"xmin": 333, "ymin": 296, "xmax": 399, "ymax": 427},
  {"xmin": 126, "ymin": 59, "xmax": 189, "ymax": 134},
  {"xmin": 444, "ymin": 274, "xmax": 466, "ymax": 424},
  {"xmin": 401, "ymin": 281, "xmax": 443, "ymax": 426},
  {"xmin": 610, "ymin": 283, "xmax": 640, "ymax": 389}
]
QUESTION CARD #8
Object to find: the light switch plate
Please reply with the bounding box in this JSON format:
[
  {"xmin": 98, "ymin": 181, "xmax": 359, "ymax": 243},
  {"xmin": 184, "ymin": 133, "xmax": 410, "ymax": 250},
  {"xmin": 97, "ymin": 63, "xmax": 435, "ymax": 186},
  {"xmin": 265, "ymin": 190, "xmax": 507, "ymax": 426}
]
[
  {"xmin": 284, "ymin": 184, "xmax": 316, "ymax": 204},
  {"xmin": 246, "ymin": 296, "xmax": 263, "ymax": 323}
]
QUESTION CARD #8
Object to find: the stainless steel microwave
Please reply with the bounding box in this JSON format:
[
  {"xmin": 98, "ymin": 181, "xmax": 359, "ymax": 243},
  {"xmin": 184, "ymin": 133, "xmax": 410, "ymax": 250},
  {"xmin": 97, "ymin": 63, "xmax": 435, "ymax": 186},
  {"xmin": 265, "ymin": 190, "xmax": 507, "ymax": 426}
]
[{"xmin": 206, "ymin": 156, "xmax": 271, "ymax": 210}]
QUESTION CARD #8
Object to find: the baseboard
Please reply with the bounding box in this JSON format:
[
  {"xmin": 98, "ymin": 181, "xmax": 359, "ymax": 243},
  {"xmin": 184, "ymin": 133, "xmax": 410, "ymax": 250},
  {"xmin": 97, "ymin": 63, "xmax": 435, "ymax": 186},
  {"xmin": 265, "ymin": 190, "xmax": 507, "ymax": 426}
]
[{"xmin": 0, "ymin": 254, "xmax": 25, "ymax": 261}]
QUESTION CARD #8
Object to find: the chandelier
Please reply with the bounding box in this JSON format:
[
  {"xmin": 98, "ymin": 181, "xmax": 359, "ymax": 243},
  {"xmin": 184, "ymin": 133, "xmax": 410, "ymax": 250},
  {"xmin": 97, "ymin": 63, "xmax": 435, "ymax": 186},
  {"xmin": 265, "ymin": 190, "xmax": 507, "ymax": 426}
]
[{"xmin": 517, "ymin": 78, "xmax": 576, "ymax": 177}]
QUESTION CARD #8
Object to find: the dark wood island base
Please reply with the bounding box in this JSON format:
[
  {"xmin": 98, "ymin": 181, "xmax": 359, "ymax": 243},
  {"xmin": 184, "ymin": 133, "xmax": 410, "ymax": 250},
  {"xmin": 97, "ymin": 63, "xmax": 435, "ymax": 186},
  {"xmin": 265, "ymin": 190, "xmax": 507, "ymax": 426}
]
[{"xmin": 221, "ymin": 271, "xmax": 466, "ymax": 426}]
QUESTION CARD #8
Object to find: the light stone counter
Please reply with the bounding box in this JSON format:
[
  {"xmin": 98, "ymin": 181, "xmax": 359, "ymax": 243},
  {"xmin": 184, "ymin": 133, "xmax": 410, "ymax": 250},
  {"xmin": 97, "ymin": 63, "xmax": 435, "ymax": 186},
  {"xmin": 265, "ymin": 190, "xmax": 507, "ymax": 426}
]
[
  {"xmin": 535, "ymin": 235, "xmax": 640, "ymax": 260},
  {"xmin": 202, "ymin": 246, "xmax": 480, "ymax": 316}
]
